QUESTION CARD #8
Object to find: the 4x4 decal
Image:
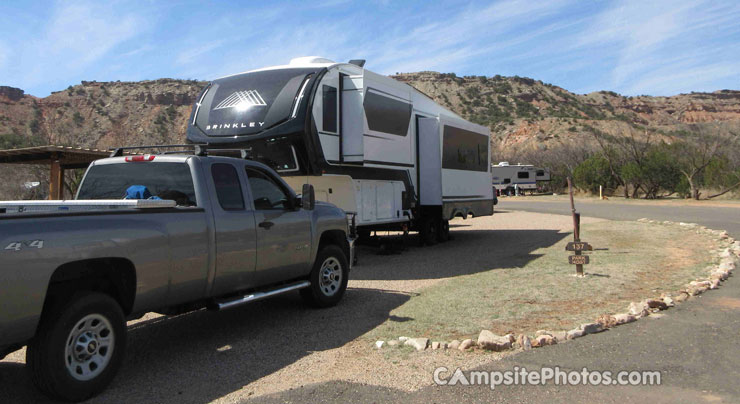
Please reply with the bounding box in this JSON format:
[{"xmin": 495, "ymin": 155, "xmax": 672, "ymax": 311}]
[{"xmin": 4, "ymin": 240, "xmax": 44, "ymax": 251}]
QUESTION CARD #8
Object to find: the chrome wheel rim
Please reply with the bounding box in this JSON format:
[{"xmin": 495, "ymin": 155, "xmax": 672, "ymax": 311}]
[
  {"xmin": 64, "ymin": 314, "xmax": 115, "ymax": 381},
  {"xmin": 319, "ymin": 257, "xmax": 342, "ymax": 297}
]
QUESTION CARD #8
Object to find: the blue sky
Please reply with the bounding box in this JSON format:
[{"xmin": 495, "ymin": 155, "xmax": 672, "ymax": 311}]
[{"xmin": 1, "ymin": 0, "xmax": 739, "ymax": 97}]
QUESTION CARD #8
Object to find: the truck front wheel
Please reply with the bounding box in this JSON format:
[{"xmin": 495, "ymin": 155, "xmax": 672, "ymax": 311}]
[
  {"xmin": 301, "ymin": 245, "xmax": 349, "ymax": 308},
  {"xmin": 27, "ymin": 292, "xmax": 126, "ymax": 402}
]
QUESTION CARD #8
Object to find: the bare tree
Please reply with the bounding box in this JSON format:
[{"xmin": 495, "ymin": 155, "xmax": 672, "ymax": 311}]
[{"xmin": 671, "ymin": 124, "xmax": 722, "ymax": 200}]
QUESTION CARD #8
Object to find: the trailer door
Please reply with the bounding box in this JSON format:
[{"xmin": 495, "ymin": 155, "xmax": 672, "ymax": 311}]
[
  {"xmin": 341, "ymin": 73, "xmax": 364, "ymax": 163},
  {"xmin": 417, "ymin": 117, "xmax": 442, "ymax": 206}
]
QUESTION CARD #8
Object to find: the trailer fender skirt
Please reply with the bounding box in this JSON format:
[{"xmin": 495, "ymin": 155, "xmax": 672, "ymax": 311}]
[{"xmin": 443, "ymin": 199, "xmax": 493, "ymax": 221}]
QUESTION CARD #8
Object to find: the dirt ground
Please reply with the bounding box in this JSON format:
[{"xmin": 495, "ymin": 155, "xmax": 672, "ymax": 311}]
[{"xmin": 0, "ymin": 211, "xmax": 717, "ymax": 403}]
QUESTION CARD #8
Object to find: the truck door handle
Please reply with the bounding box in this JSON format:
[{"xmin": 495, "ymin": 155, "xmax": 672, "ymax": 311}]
[{"xmin": 259, "ymin": 221, "xmax": 274, "ymax": 230}]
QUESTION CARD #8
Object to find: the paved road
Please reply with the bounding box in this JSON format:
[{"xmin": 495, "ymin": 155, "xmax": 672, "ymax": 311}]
[
  {"xmin": 249, "ymin": 199, "xmax": 740, "ymax": 404},
  {"xmin": 499, "ymin": 198, "xmax": 740, "ymax": 235}
]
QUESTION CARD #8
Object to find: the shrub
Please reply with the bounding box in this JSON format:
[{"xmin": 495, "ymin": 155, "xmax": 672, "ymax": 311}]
[{"xmin": 574, "ymin": 155, "xmax": 614, "ymax": 193}]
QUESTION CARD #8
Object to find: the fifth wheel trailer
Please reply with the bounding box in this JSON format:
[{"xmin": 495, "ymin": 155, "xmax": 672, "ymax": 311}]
[{"xmin": 187, "ymin": 56, "xmax": 493, "ymax": 244}]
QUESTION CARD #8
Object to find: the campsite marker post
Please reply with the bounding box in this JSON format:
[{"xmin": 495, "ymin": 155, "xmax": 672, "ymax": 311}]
[{"xmin": 566, "ymin": 177, "xmax": 591, "ymax": 276}]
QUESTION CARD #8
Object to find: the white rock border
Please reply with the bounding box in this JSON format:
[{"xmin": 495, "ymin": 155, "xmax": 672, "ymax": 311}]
[{"xmin": 374, "ymin": 220, "xmax": 738, "ymax": 353}]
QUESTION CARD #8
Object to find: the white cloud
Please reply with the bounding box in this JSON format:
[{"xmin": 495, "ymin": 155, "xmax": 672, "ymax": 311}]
[
  {"xmin": 623, "ymin": 62, "xmax": 740, "ymax": 95},
  {"xmin": 43, "ymin": 2, "xmax": 141, "ymax": 69},
  {"xmin": 17, "ymin": 0, "xmax": 146, "ymax": 89},
  {"xmin": 175, "ymin": 40, "xmax": 227, "ymax": 66},
  {"xmin": 578, "ymin": 0, "xmax": 740, "ymax": 94},
  {"xmin": 367, "ymin": 0, "xmax": 574, "ymax": 74},
  {"xmin": 120, "ymin": 44, "xmax": 155, "ymax": 58}
]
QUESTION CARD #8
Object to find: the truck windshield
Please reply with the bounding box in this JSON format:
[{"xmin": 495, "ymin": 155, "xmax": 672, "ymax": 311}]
[{"xmin": 77, "ymin": 163, "xmax": 197, "ymax": 206}]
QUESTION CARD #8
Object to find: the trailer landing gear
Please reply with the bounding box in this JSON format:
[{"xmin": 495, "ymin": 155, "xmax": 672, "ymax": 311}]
[
  {"xmin": 437, "ymin": 219, "xmax": 450, "ymax": 242},
  {"xmin": 418, "ymin": 216, "xmax": 439, "ymax": 246}
]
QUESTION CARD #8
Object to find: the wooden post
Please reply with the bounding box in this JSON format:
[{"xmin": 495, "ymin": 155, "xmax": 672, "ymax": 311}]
[
  {"xmin": 567, "ymin": 177, "xmax": 584, "ymax": 276},
  {"xmin": 49, "ymin": 158, "xmax": 64, "ymax": 200},
  {"xmin": 567, "ymin": 177, "xmax": 578, "ymax": 239}
]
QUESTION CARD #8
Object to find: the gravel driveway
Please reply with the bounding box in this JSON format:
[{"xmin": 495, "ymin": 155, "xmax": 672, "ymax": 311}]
[{"xmin": 0, "ymin": 210, "xmax": 601, "ymax": 403}]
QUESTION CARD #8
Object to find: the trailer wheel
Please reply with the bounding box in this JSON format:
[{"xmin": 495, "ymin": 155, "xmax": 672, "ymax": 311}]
[
  {"xmin": 437, "ymin": 219, "xmax": 450, "ymax": 242},
  {"xmin": 27, "ymin": 292, "xmax": 126, "ymax": 402},
  {"xmin": 301, "ymin": 245, "xmax": 349, "ymax": 308},
  {"xmin": 418, "ymin": 217, "xmax": 439, "ymax": 246}
]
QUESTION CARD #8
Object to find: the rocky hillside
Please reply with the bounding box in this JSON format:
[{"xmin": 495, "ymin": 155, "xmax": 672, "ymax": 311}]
[
  {"xmin": 392, "ymin": 72, "xmax": 740, "ymax": 155},
  {"xmin": 2, "ymin": 72, "xmax": 739, "ymax": 156},
  {"xmin": 0, "ymin": 80, "xmax": 206, "ymax": 151}
]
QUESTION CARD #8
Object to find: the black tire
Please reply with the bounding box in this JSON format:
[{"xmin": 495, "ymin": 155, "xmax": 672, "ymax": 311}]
[
  {"xmin": 301, "ymin": 245, "xmax": 349, "ymax": 308},
  {"xmin": 437, "ymin": 219, "xmax": 450, "ymax": 242},
  {"xmin": 418, "ymin": 216, "xmax": 439, "ymax": 246},
  {"xmin": 27, "ymin": 292, "xmax": 126, "ymax": 402}
]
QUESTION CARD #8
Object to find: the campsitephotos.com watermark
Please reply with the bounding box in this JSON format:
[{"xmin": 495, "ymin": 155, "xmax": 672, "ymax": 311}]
[{"xmin": 433, "ymin": 366, "xmax": 661, "ymax": 390}]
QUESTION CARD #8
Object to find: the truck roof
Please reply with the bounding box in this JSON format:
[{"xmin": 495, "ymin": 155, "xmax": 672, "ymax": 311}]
[{"xmin": 90, "ymin": 153, "xmax": 277, "ymax": 172}]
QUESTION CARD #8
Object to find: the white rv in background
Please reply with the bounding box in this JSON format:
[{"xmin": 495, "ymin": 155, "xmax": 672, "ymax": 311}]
[
  {"xmin": 492, "ymin": 162, "xmax": 550, "ymax": 195},
  {"xmin": 187, "ymin": 56, "xmax": 493, "ymax": 245}
]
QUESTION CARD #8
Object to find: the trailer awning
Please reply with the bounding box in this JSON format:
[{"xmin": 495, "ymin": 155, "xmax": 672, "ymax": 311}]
[{"xmin": 0, "ymin": 145, "xmax": 112, "ymax": 200}]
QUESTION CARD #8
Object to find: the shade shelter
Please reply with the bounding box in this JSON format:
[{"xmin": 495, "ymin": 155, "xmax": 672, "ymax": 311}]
[{"xmin": 0, "ymin": 145, "xmax": 111, "ymax": 199}]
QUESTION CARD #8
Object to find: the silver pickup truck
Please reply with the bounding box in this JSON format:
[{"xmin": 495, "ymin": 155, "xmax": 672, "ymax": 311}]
[{"xmin": 0, "ymin": 149, "xmax": 355, "ymax": 401}]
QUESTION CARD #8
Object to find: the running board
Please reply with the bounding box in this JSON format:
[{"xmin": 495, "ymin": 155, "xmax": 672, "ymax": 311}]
[{"xmin": 209, "ymin": 281, "xmax": 311, "ymax": 310}]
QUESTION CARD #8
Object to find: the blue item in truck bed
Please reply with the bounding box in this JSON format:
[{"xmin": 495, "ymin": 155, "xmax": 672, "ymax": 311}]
[{"xmin": 124, "ymin": 185, "xmax": 161, "ymax": 200}]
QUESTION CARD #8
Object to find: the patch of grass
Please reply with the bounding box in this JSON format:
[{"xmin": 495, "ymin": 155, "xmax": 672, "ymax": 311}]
[{"xmin": 364, "ymin": 221, "xmax": 715, "ymax": 342}]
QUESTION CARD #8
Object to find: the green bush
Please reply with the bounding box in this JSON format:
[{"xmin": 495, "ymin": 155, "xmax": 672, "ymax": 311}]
[
  {"xmin": 73, "ymin": 111, "xmax": 84, "ymax": 126},
  {"xmin": 0, "ymin": 132, "xmax": 42, "ymax": 149},
  {"xmin": 574, "ymin": 155, "xmax": 614, "ymax": 193},
  {"xmin": 620, "ymin": 145, "xmax": 682, "ymax": 198}
]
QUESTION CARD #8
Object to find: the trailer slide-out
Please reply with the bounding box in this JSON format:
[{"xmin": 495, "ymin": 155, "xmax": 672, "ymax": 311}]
[{"xmin": 187, "ymin": 56, "xmax": 493, "ymax": 244}]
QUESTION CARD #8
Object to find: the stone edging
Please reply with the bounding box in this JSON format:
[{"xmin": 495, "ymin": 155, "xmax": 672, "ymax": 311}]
[{"xmin": 374, "ymin": 220, "xmax": 739, "ymax": 352}]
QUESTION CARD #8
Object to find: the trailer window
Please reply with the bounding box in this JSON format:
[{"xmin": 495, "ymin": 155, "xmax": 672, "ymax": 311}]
[
  {"xmin": 442, "ymin": 125, "xmax": 488, "ymax": 172},
  {"xmin": 77, "ymin": 162, "xmax": 197, "ymax": 205},
  {"xmin": 518, "ymin": 172, "xmax": 530, "ymax": 179},
  {"xmin": 363, "ymin": 89, "xmax": 412, "ymax": 136},
  {"xmin": 211, "ymin": 164, "xmax": 244, "ymax": 210},
  {"xmin": 322, "ymin": 85, "xmax": 337, "ymax": 133},
  {"xmin": 536, "ymin": 170, "xmax": 545, "ymax": 176},
  {"xmin": 503, "ymin": 178, "xmax": 511, "ymax": 184}
]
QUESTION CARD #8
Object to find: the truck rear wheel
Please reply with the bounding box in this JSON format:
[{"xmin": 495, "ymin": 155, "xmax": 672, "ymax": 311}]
[
  {"xmin": 27, "ymin": 292, "xmax": 126, "ymax": 402},
  {"xmin": 301, "ymin": 245, "xmax": 349, "ymax": 308}
]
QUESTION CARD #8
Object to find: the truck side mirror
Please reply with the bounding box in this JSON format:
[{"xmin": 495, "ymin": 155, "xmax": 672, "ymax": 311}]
[{"xmin": 301, "ymin": 184, "xmax": 315, "ymax": 210}]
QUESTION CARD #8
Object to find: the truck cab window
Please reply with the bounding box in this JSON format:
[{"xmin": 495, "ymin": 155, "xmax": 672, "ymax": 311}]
[
  {"xmin": 77, "ymin": 162, "xmax": 197, "ymax": 204},
  {"xmin": 322, "ymin": 85, "xmax": 337, "ymax": 133},
  {"xmin": 211, "ymin": 163, "xmax": 244, "ymax": 210},
  {"xmin": 245, "ymin": 168, "xmax": 291, "ymax": 210}
]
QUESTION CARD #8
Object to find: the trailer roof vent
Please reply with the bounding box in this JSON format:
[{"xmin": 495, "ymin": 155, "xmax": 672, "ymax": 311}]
[
  {"xmin": 498, "ymin": 162, "xmax": 510, "ymax": 166},
  {"xmin": 348, "ymin": 59, "xmax": 366, "ymax": 67},
  {"xmin": 289, "ymin": 56, "xmax": 335, "ymax": 65}
]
